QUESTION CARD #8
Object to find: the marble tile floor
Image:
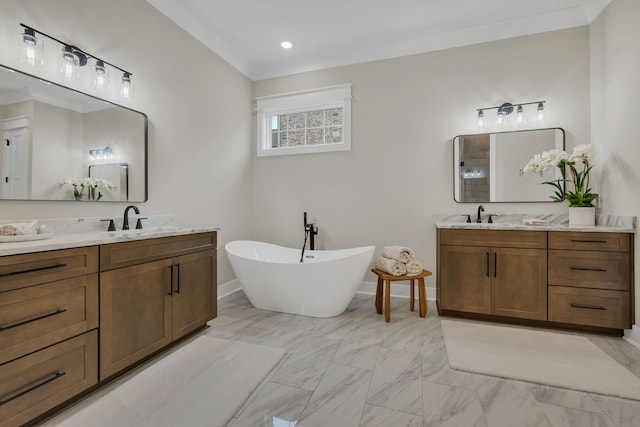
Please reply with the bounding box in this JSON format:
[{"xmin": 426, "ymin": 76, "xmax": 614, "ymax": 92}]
[
  {"xmin": 215, "ymin": 291, "xmax": 640, "ymax": 427},
  {"xmin": 41, "ymin": 291, "xmax": 640, "ymax": 427}
]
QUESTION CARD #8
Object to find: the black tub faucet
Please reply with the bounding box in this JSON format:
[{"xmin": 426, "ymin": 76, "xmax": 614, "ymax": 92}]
[
  {"xmin": 476, "ymin": 205, "xmax": 485, "ymax": 223},
  {"xmin": 303, "ymin": 212, "xmax": 318, "ymax": 250},
  {"xmin": 122, "ymin": 205, "xmax": 140, "ymax": 230}
]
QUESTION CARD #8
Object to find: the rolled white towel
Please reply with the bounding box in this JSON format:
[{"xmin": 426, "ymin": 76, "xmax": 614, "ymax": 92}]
[
  {"xmin": 381, "ymin": 246, "xmax": 415, "ymax": 263},
  {"xmin": 405, "ymin": 260, "xmax": 423, "ymax": 276},
  {"xmin": 374, "ymin": 256, "xmax": 406, "ymax": 276},
  {"xmin": 0, "ymin": 220, "xmax": 39, "ymax": 236}
]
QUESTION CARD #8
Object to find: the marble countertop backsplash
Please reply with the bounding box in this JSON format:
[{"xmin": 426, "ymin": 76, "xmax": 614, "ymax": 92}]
[
  {"xmin": 0, "ymin": 215, "xmax": 220, "ymax": 257},
  {"xmin": 434, "ymin": 213, "xmax": 636, "ymax": 233}
]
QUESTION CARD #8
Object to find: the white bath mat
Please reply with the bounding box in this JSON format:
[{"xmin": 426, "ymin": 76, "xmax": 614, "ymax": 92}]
[
  {"xmin": 441, "ymin": 320, "xmax": 640, "ymax": 400},
  {"xmin": 42, "ymin": 335, "xmax": 286, "ymax": 426}
]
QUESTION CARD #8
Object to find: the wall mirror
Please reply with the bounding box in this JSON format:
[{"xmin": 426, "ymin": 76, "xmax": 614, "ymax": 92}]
[
  {"xmin": 0, "ymin": 64, "xmax": 147, "ymax": 202},
  {"xmin": 453, "ymin": 128, "xmax": 564, "ymax": 203}
]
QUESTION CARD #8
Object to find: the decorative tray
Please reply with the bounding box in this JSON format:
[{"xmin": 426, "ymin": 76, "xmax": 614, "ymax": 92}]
[{"xmin": 0, "ymin": 232, "xmax": 53, "ymax": 243}]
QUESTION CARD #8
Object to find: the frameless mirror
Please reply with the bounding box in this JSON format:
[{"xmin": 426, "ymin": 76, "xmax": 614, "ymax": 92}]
[
  {"xmin": 0, "ymin": 64, "xmax": 147, "ymax": 202},
  {"xmin": 453, "ymin": 128, "xmax": 564, "ymax": 203}
]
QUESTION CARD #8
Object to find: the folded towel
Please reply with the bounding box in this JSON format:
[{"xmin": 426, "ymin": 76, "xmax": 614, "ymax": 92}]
[
  {"xmin": 522, "ymin": 218, "xmax": 549, "ymax": 225},
  {"xmin": 0, "ymin": 220, "xmax": 39, "ymax": 236},
  {"xmin": 405, "ymin": 260, "xmax": 423, "ymax": 276},
  {"xmin": 381, "ymin": 246, "xmax": 415, "ymax": 263},
  {"xmin": 374, "ymin": 256, "xmax": 406, "ymax": 276}
]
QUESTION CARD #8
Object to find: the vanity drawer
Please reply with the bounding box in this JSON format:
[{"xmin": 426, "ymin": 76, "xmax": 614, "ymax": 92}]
[
  {"xmin": 548, "ymin": 250, "xmax": 630, "ymax": 291},
  {"xmin": 0, "ymin": 330, "xmax": 98, "ymax": 427},
  {"xmin": 439, "ymin": 229, "xmax": 546, "ymax": 249},
  {"xmin": 0, "ymin": 275, "xmax": 98, "ymax": 365},
  {"xmin": 548, "ymin": 286, "xmax": 630, "ymax": 329},
  {"xmin": 0, "ymin": 246, "xmax": 99, "ymax": 293},
  {"xmin": 548, "ymin": 232, "xmax": 630, "ymax": 252},
  {"xmin": 100, "ymin": 232, "xmax": 217, "ymax": 271}
]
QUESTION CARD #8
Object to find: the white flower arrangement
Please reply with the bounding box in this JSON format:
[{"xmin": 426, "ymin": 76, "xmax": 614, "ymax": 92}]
[
  {"xmin": 58, "ymin": 177, "xmax": 116, "ymax": 201},
  {"xmin": 520, "ymin": 144, "xmax": 596, "ymax": 207}
]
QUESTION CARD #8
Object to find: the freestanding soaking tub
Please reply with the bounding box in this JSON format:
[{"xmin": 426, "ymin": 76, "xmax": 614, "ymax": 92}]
[{"xmin": 225, "ymin": 240, "xmax": 375, "ymax": 317}]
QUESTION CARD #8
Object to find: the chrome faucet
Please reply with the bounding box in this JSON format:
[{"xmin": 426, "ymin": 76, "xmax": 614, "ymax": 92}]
[
  {"xmin": 122, "ymin": 205, "xmax": 140, "ymax": 230},
  {"xmin": 476, "ymin": 205, "xmax": 485, "ymax": 223}
]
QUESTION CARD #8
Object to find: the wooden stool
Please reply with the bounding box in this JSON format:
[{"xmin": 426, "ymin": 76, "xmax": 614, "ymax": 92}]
[{"xmin": 372, "ymin": 268, "xmax": 432, "ymax": 322}]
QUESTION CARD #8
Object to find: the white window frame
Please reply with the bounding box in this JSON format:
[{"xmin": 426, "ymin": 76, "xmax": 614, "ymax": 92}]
[{"xmin": 255, "ymin": 84, "xmax": 352, "ymax": 157}]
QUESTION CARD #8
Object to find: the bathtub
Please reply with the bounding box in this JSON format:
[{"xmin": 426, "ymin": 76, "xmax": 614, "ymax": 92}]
[{"xmin": 225, "ymin": 240, "xmax": 375, "ymax": 317}]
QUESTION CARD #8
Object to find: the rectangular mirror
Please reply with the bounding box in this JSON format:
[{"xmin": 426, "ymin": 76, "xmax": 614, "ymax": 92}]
[
  {"xmin": 0, "ymin": 64, "xmax": 147, "ymax": 202},
  {"xmin": 453, "ymin": 128, "xmax": 564, "ymax": 203}
]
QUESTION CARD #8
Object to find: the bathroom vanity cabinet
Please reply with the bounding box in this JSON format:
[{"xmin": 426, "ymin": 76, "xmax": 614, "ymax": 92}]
[
  {"xmin": 437, "ymin": 228, "xmax": 634, "ymax": 333},
  {"xmin": 0, "ymin": 230, "xmax": 217, "ymax": 426},
  {"xmin": 99, "ymin": 232, "xmax": 217, "ymax": 379},
  {"xmin": 0, "ymin": 247, "xmax": 99, "ymax": 427},
  {"xmin": 547, "ymin": 232, "xmax": 631, "ymax": 329},
  {"xmin": 438, "ymin": 229, "xmax": 547, "ymax": 320}
]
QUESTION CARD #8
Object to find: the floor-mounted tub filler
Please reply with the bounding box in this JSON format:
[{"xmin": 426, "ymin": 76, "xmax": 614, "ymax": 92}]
[{"xmin": 225, "ymin": 240, "xmax": 375, "ymax": 317}]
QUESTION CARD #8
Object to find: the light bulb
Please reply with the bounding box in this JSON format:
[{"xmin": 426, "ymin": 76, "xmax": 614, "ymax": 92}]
[
  {"xmin": 19, "ymin": 28, "xmax": 44, "ymax": 67},
  {"xmin": 536, "ymin": 102, "xmax": 545, "ymax": 123},
  {"xmin": 92, "ymin": 60, "xmax": 109, "ymax": 91},
  {"xmin": 120, "ymin": 72, "xmax": 134, "ymax": 100},
  {"xmin": 477, "ymin": 110, "xmax": 485, "ymax": 129},
  {"xmin": 58, "ymin": 45, "xmax": 79, "ymax": 80},
  {"xmin": 516, "ymin": 105, "xmax": 524, "ymax": 124}
]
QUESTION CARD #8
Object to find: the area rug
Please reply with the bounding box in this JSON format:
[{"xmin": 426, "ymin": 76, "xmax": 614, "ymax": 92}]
[
  {"xmin": 43, "ymin": 335, "xmax": 287, "ymax": 426},
  {"xmin": 441, "ymin": 320, "xmax": 640, "ymax": 400}
]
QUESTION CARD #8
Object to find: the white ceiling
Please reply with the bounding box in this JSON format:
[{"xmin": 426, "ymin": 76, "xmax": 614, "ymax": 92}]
[{"xmin": 146, "ymin": 0, "xmax": 611, "ymax": 81}]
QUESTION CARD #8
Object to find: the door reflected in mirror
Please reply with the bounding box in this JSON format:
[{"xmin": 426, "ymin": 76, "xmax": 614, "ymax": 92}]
[
  {"xmin": 453, "ymin": 128, "xmax": 565, "ymax": 203},
  {"xmin": 0, "ymin": 64, "xmax": 147, "ymax": 202}
]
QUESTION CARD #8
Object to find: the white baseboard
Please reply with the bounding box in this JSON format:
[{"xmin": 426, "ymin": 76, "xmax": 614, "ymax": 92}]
[
  {"xmin": 624, "ymin": 325, "xmax": 640, "ymax": 350},
  {"xmin": 357, "ymin": 280, "xmax": 436, "ymax": 300},
  {"xmin": 218, "ymin": 279, "xmax": 437, "ymax": 301},
  {"xmin": 217, "ymin": 279, "xmax": 241, "ymax": 299}
]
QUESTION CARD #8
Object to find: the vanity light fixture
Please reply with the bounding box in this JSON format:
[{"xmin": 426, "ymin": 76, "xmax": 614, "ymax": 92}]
[
  {"xmin": 18, "ymin": 24, "xmax": 134, "ymax": 99},
  {"xmin": 475, "ymin": 100, "xmax": 546, "ymax": 129},
  {"xmin": 89, "ymin": 146, "xmax": 114, "ymax": 162}
]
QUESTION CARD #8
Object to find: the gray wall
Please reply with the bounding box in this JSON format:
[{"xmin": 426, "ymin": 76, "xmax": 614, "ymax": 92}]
[
  {"xmin": 0, "ymin": 0, "xmax": 254, "ymax": 284},
  {"xmin": 252, "ymin": 27, "xmax": 591, "ymax": 288},
  {"xmin": 590, "ymin": 0, "xmax": 640, "ymax": 323}
]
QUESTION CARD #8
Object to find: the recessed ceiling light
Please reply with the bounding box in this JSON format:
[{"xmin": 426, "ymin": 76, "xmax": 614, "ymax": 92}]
[{"xmin": 280, "ymin": 41, "xmax": 293, "ymax": 49}]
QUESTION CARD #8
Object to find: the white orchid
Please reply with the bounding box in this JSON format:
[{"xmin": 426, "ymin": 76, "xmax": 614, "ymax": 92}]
[
  {"xmin": 520, "ymin": 144, "xmax": 597, "ymax": 207},
  {"xmin": 58, "ymin": 177, "xmax": 116, "ymax": 201}
]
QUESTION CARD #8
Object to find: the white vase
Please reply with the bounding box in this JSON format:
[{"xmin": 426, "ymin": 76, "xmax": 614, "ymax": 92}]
[{"xmin": 569, "ymin": 207, "xmax": 596, "ymax": 226}]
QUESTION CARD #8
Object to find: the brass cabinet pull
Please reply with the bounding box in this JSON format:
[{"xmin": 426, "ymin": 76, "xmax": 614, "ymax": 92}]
[
  {"xmin": 0, "ymin": 309, "xmax": 67, "ymax": 331},
  {"xmin": 0, "ymin": 263, "xmax": 67, "ymax": 278},
  {"xmin": 0, "ymin": 372, "xmax": 66, "ymax": 405},
  {"xmin": 571, "ymin": 303, "xmax": 607, "ymax": 311},
  {"xmin": 570, "ymin": 266, "xmax": 607, "ymax": 272}
]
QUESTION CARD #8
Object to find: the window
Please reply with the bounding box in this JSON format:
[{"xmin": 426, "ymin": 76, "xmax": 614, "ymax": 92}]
[{"xmin": 255, "ymin": 84, "xmax": 352, "ymax": 157}]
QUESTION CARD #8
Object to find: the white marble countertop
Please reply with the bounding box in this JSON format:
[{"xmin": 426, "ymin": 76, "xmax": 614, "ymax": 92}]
[
  {"xmin": 0, "ymin": 216, "xmax": 220, "ymax": 257},
  {"xmin": 435, "ymin": 213, "xmax": 636, "ymax": 233}
]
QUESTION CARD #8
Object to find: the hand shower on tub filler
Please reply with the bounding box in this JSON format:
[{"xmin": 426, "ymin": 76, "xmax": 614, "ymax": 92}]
[{"xmin": 300, "ymin": 211, "xmax": 319, "ymax": 262}]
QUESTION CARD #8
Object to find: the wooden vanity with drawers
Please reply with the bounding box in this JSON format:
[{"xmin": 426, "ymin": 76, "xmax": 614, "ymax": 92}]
[
  {"xmin": 437, "ymin": 228, "xmax": 634, "ymax": 334},
  {"xmin": 0, "ymin": 231, "xmax": 217, "ymax": 427}
]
